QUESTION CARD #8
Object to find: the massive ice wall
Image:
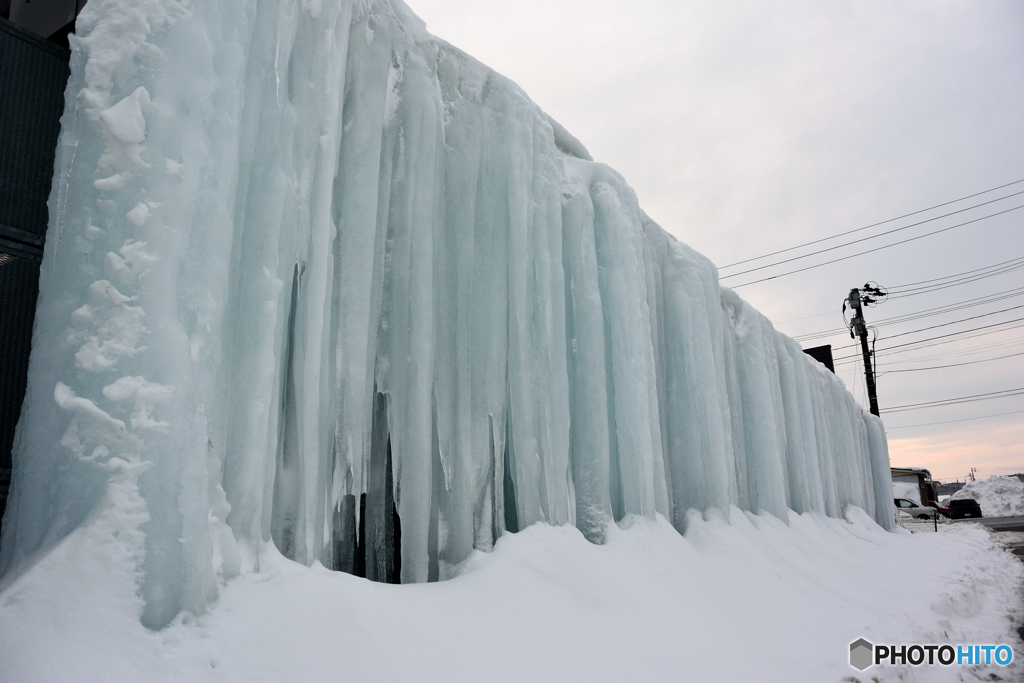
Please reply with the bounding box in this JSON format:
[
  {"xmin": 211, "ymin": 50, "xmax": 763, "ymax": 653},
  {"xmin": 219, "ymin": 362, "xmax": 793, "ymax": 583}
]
[{"xmin": 0, "ymin": 0, "xmax": 894, "ymax": 628}]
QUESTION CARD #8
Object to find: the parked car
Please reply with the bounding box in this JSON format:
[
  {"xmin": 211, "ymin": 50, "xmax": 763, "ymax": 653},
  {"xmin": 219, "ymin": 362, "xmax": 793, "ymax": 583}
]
[
  {"xmin": 894, "ymin": 498, "xmax": 939, "ymax": 519},
  {"xmin": 948, "ymin": 499, "xmax": 983, "ymax": 520},
  {"xmin": 929, "ymin": 503, "xmax": 950, "ymax": 518}
]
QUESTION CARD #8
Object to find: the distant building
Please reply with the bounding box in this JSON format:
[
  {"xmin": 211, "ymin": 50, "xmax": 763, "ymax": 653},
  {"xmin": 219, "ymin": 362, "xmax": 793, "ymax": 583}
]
[
  {"xmin": 935, "ymin": 481, "xmax": 965, "ymax": 497},
  {"xmin": 891, "ymin": 467, "xmax": 937, "ymax": 507}
]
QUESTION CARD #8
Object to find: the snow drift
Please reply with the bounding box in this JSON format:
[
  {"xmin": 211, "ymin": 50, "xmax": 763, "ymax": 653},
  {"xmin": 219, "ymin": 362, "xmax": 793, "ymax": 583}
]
[
  {"xmin": 952, "ymin": 476, "xmax": 1024, "ymax": 518},
  {"xmin": 0, "ymin": 0, "xmax": 893, "ymax": 629},
  {"xmin": 4, "ymin": 509, "xmax": 1020, "ymax": 683}
]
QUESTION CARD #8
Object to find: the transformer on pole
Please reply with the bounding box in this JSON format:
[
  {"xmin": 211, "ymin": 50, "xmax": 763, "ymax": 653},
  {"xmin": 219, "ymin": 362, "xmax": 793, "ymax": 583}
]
[{"xmin": 845, "ymin": 283, "xmax": 886, "ymax": 417}]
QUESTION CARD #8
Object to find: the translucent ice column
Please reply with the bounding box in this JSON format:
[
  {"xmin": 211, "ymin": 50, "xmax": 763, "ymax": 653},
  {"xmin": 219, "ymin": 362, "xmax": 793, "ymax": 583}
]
[{"xmin": 0, "ymin": 0, "xmax": 894, "ymax": 629}]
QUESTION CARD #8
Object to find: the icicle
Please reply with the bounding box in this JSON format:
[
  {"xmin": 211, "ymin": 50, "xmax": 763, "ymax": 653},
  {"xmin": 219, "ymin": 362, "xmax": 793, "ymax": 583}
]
[{"xmin": 2, "ymin": 0, "xmax": 898, "ymax": 630}]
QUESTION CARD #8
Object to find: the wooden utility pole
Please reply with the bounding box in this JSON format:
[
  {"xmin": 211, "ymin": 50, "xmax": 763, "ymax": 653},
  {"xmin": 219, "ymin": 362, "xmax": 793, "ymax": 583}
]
[{"xmin": 847, "ymin": 286, "xmax": 882, "ymax": 417}]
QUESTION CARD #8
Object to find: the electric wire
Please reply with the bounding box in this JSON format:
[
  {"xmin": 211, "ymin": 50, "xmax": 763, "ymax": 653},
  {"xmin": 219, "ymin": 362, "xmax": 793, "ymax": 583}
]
[
  {"xmin": 779, "ymin": 258, "xmax": 1024, "ymax": 327},
  {"xmin": 885, "ymin": 287, "xmax": 1024, "ymax": 324},
  {"xmin": 835, "ymin": 326, "xmax": 1024, "ymax": 366},
  {"xmin": 887, "ymin": 262, "xmax": 1024, "ymax": 300},
  {"xmin": 833, "ymin": 320, "xmax": 1024, "ymax": 365},
  {"xmin": 720, "ymin": 191, "xmax": 1024, "ymax": 279},
  {"xmin": 887, "ymin": 255, "xmax": 1024, "ymax": 293},
  {"xmin": 876, "ymin": 350, "xmax": 1024, "ymax": 373},
  {"xmin": 880, "ymin": 307, "xmax": 1024, "ymax": 343},
  {"xmin": 776, "ymin": 310, "xmax": 841, "ymax": 325},
  {"xmin": 878, "ymin": 337, "xmax": 1024, "ymax": 365},
  {"xmin": 827, "ymin": 309, "xmax": 1024, "ymax": 358},
  {"xmin": 834, "ymin": 334, "xmax": 1024, "ymax": 367},
  {"xmin": 847, "ymin": 323, "xmax": 1024, "ymax": 365},
  {"xmin": 792, "ymin": 287, "xmax": 1024, "ymax": 342},
  {"xmin": 719, "ymin": 178, "xmax": 1024, "ymax": 269},
  {"xmin": 804, "ymin": 304, "xmax": 1024, "ymax": 347},
  {"xmin": 880, "ymin": 386, "xmax": 1024, "ymax": 414},
  {"xmin": 729, "ymin": 205, "xmax": 1024, "ymax": 288},
  {"xmin": 799, "ymin": 285, "xmax": 1024, "ymax": 338},
  {"xmin": 884, "ymin": 408, "xmax": 1024, "ymax": 430},
  {"xmin": 833, "ymin": 316, "xmax": 1024, "ymax": 360}
]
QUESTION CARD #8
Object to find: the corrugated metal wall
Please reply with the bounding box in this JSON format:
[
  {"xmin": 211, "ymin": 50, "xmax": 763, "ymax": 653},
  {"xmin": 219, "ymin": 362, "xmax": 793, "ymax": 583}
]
[{"xmin": 0, "ymin": 16, "xmax": 70, "ymax": 533}]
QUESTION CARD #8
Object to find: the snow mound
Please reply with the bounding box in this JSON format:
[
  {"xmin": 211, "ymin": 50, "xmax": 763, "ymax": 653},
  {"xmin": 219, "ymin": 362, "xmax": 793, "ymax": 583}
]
[
  {"xmin": 1, "ymin": 506, "xmax": 1020, "ymax": 683},
  {"xmin": 951, "ymin": 476, "xmax": 1024, "ymax": 518}
]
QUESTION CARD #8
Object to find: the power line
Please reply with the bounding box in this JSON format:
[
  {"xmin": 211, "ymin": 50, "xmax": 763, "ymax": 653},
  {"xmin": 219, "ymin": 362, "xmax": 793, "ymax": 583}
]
[
  {"xmin": 834, "ymin": 323, "xmax": 1024, "ymax": 367},
  {"xmin": 832, "ymin": 314, "xmax": 1024, "ymax": 360},
  {"xmin": 883, "ymin": 390, "xmax": 1024, "ymax": 414},
  {"xmin": 878, "ymin": 350, "xmax": 1024, "ymax": 373},
  {"xmin": 729, "ymin": 204, "xmax": 1024, "ymax": 288},
  {"xmin": 835, "ymin": 306, "xmax": 1024, "ymax": 355},
  {"xmin": 880, "ymin": 386, "xmax": 1024, "ymax": 414},
  {"xmin": 833, "ymin": 317, "xmax": 1024, "ymax": 363},
  {"xmin": 887, "ymin": 255, "xmax": 1024, "ymax": 292},
  {"xmin": 877, "ymin": 337, "xmax": 1024, "ymax": 365},
  {"xmin": 777, "ymin": 310, "xmax": 839, "ymax": 325},
  {"xmin": 888, "ymin": 262, "xmax": 1024, "ymax": 299},
  {"xmin": 852, "ymin": 304, "xmax": 1024, "ymax": 344},
  {"xmin": 863, "ymin": 286, "xmax": 1024, "ymax": 324},
  {"xmin": 780, "ymin": 266, "xmax": 1024, "ymax": 331},
  {"xmin": 721, "ymin": 191, "xmax": 1024, "ymax": 279},
  {"xmin": 884, "ymin": 408, "xmax": 1024, "ymax": 430},
  {"xmin": 835, "ymin": 324, "xmax": 1024, "ymax": 365},
  {"xmin": 835, "ymin": 331, "xmax": 1024, "ymax": 367},
  {"xmin": 793, "ymin": 286, "xmax": 1024, "ymax": 341},
  {"xmin": 719, "ymin": 178, "xmax": 1024, "ymax": 269}
]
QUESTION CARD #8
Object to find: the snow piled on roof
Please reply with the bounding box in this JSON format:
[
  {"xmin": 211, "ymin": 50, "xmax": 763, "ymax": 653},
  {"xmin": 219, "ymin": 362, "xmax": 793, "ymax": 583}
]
[
  {"xmin": 892, "ymin": 482, "xmax": 920, "ymax": 503},
  {"xmin": 951, "ymin": 476, "xmax": 1024, "ymax": 518}
]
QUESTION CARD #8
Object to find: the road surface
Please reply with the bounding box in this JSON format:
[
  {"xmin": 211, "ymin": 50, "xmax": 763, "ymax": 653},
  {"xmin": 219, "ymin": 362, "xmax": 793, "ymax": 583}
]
[{"xmin": 958, "ymin": 516, "xmax": 1024, "ymax": 532}]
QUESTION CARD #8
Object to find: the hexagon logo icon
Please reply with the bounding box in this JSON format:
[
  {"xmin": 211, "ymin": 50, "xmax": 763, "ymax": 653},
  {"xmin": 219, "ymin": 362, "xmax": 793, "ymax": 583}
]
[{"xmin": 850, "ymin": 638, "xmax": 874, "ymax": 671}]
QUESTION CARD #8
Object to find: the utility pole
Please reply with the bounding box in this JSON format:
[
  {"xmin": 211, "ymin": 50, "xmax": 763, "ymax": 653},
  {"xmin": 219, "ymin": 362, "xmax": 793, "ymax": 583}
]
[{"xmin": 846, "ymin": 284, "xmax": 886, "ymax": 417}]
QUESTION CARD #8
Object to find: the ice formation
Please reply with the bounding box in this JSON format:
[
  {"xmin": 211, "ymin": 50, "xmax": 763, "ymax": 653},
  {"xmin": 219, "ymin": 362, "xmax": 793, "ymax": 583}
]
[{"xmin": 0, "ymin": 0, "xmax": 894, "ymax": 628}]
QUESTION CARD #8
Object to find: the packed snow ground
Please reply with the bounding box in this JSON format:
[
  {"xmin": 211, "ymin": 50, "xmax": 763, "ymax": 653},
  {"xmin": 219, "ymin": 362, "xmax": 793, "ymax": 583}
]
[
  {"xmin": 953, "ymin": 476, "xmax": 1024, "ymax": 518},
  {"xmin": 1, "ymin": 497, "xmax": 1020, "ymax": 683}
]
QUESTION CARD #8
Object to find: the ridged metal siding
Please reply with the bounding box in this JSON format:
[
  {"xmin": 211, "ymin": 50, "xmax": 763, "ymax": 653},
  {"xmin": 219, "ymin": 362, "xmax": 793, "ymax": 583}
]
[
  {"xmin": 0, "ymin": 17, "xmax": 69, "ymax": 532},
  {"xmin": 0, "ymin": 254, "xmax": 40, "ymax": 518}
]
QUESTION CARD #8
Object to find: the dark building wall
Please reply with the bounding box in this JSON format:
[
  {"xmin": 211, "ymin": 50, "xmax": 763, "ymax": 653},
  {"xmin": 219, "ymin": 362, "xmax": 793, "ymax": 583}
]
[
  {"xmin": 802, "ymin": 344, "xmax": 835, "ymax": 374},
  {"xmin": 0, "ymin": 16, "xmax": 70, "ymax": 534},
  {"xmin": 8, "ymin": 0, "xmax": 85, "ymax": 43}
]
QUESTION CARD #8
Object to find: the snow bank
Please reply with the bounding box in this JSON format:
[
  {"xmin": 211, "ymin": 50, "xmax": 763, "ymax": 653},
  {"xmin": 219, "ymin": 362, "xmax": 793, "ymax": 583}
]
[
  {"xmin": 1, "ymin": 506, "xmax": 1018, "ymax": 683},
  {"xmin": 0, "ymin": 0, "xmax": 893, "ymax": 629},
  {"xmin": 952, "ymin": 476, "xmax": 1024, "ymax": 518}
]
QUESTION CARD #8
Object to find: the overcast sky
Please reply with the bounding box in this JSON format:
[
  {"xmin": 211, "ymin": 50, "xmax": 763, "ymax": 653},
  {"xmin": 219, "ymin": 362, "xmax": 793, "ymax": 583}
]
[{"xmin": 407, "ymin": 0, "xmax": 1024, "ymax": 483}]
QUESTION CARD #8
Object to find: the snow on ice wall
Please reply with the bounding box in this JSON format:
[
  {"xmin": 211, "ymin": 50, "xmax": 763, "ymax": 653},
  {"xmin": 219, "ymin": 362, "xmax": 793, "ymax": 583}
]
[{"xmin": 0, "ymin": 0, "xmax": 894, "ymax": 627}]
